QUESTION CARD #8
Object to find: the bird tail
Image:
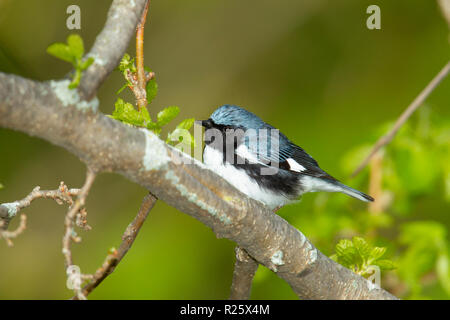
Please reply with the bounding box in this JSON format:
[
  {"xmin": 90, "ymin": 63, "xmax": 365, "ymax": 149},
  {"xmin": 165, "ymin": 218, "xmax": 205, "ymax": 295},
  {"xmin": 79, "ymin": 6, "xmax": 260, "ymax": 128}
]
[{"xmin": 333, "ymin": 181, "xmax": 374, "ymax": 202}]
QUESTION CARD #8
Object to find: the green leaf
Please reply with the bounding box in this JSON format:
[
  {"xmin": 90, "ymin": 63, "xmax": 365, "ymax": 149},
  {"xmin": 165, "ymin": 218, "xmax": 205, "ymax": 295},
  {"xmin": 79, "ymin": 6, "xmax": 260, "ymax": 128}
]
[
  {"xmin": 176, "ymin": 118, "xmax": 195, "ymax": 130},
  {"xmin": 146, "ymin": 78, "xmax": 158, "ymax": 104},
  {"xmin": 369, "ymin": 246, "xmax": 387, "ymax": 262},
  {"xmin": 46, "ymin": 34, "xmax": 93, "ymax": 89},
  {"xmin": 67, "ymin": 34, "xmax": 84, "ymax": 60},
  {"xmin": 0, "ymin": 183, "xmax": 3, "ymax": 189},
  {"xmin": 167, "ymin": 118, "xmax": 196, "ymax": 147},
  {"xmin": 118, "ymin": 53, "xmax": 136, "ymax": 73},
  {"xmin": 147, "ymin": 121, "xmax": 162, "ymax": 135},
  {"xmin": 353, "ymin": 236, "xmax": 371, "ymax": 261},
  {"xmin": 140, "ymin": 106, "xmax": 151, "ymax": 124},
  {"xmin": 157, "ymin": 106, "xmax": 179, "ymax": 127},
  {"xmin": 335, "ymin": 239, "xmax": 353, "ymax": 256},
  {"xmin": 334, "ymin": 239, "xmax": 360, "ymax": 268},
  {"xmin": 339, "ymin": 247, "xmax": 360, "ymax": 268},
  {"xmin": 166, "ymin": 118, "xmax": 195, "ymax": 147},
  {"xmin": 81, "ymin": 57, "xmax": 94, "ymax": 70},
  {"xmin": 333, "ymin": 237, "xmax": 394, "ymax": 276},
  {"xmin": 180, "ymin": 132, "xmax": 196, "ymax": 148},
  {"xmin": 166, "ymin": 128, "xmax": 182, "ymax": 144},
  {"xmin": 116, "ymin": 83, "xmax": 129, "ymax": 95},
  {"xmin": 111, "ymin": 98, "xmax": 150, "ymax": 127},
  {"xmin": 46, "ymin": 43, "xmax": 75, "ymax": 64},
  {"xmin": 374, "ymin": 259, "xmax": 397, "ymax": 271}
]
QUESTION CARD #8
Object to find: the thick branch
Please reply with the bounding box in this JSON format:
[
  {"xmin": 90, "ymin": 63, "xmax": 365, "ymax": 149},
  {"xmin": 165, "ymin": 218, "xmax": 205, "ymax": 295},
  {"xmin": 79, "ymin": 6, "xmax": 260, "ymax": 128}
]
[
  {"xmin": 0, "ymin": 73, "xmax": 396, "ymax": 299},
  {"xmin": 229, "ymin": 246, "xmax": 259, "ymax": 300}
]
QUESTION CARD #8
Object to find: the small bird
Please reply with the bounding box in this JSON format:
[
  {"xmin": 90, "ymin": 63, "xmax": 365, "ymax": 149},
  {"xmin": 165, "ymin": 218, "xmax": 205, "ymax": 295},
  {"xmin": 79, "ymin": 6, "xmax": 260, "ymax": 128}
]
[{"xmin": 197, "ymin": 105, "xmax": 374, "ymax": 210}]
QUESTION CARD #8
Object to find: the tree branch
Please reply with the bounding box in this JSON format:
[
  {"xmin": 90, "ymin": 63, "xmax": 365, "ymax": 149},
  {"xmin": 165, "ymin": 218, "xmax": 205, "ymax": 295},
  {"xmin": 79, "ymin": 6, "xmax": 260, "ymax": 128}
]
[
  {"xmin": 0, "ymin": 215, "xmax": 26, "ymax": 247},
  {"xmin": 439, "ymin": 0, "xmax": 450, "ymax": 28},
  {"xmin": 62, "ymin": 168, "xmax": 96, "ymax": 300},
  {"xmin": 76, "ymin": 192, "xmax": 157, "ymax": 299},
  {"xmin": 135, "ymin": 0, "xmax": 150, "ymax": 110},
  {"xmin": 229, "ymin": 246, "xmax": 259, "ymax": 300},
  {"xmin": 62, "ymin": 168, "xmax": 96, "ymax": 268},
  {"xmin": 78, "ymin": 0, "xmax": 149, "ymax": 100},
  {"xmin": 351, "ymin": 60, "xmax": 450, "ymax": 177},
  {"xmin": 0, "ymin": 73, "xmax": 397, "ymax": 299},
  {"xmin": 0, "ymin": 0, "xmax": 398, "ymax": 299},
  {"xmin": 0, "ymin": 182, "xmax": 81, "ymax": 246}
]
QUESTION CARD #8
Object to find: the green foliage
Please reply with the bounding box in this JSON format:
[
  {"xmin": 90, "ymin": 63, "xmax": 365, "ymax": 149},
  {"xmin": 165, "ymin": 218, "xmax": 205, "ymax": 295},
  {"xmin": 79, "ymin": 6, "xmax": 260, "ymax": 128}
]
[
  {"xmin": 166, "ymin": 118, "xmax": 196, "ymax": 149},
  {"xmin": 285, "ymin": 107, "xmax": 450, "ymax": 299},
  {"xmin": 384, "ymin": 110, "xmax": 449, "ymax": 213},
  {"xmin": 397, "ymin": 221, "xmax": 450, "ymax": 297},
  {"xmin": 0, "ymin": 183, "xmax": 3, "ymax": 190},
  {"xmin": 111, "ymin": 54, "xmax": 195, "ymax": 150},
  {"xmin": 146, "ymin": 77, "xmax": 158, "ymax": 104},
  {"xmin": 331, "ymin": 237, "xmax": 396, "ymax": 277},
  {"xmin": 116, "ymin": 53, "xmax": 136, "ymax": 94},
  {"xmin": 157, "ymin": 106, "xmax": 180, "ymax": 127},
  {"xmin": 111, "ymin": 98, "xmax": 151, "ymax": 127},
  {"xmin": 46, "ymin": 34, "xmax": 94, "ymax": 89},
  {"xmin": 118, "ymin": 53, "xmax": 136, "ymax": 74}
]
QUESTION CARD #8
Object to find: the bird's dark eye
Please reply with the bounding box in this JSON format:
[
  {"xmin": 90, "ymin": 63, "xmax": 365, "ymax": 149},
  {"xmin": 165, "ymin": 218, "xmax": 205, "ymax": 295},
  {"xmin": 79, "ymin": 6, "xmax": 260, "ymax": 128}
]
[{"xmin": 201, "ymin": 119, "xmax": 214, "ymax": 128}]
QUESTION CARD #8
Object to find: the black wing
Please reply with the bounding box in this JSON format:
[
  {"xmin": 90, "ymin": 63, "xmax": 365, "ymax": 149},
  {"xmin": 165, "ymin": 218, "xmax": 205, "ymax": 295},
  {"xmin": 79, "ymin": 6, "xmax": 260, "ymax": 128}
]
[
  {"xmin": 239, "ymin": 128, "xmax": 336, "ymax": 181},
  {"xmin": 282, "ymin": 143, "xmax": 337, "ymax": 181}
]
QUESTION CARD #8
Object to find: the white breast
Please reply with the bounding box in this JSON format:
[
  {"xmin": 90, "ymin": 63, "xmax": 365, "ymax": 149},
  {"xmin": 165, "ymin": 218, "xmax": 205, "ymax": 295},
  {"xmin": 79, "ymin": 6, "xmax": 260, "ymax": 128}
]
[{"xmin": 203, "ymin": 146, "xmax": 296, "ymax": 210}]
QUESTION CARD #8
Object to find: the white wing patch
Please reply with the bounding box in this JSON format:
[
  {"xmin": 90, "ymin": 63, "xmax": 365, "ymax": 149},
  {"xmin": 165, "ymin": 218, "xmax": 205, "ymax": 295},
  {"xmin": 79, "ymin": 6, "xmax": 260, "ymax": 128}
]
[
  {"xmin": 235, "ymin": 144, "xmax": 264, "ymax": 165},
  {"xmin": 286, "ymin": 158, "xmax": 305, "ymax": 172}
]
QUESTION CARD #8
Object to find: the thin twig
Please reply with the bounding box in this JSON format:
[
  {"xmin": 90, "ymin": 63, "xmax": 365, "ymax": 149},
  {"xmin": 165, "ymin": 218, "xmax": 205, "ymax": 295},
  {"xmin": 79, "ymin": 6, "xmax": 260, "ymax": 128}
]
[
  {"xmin": 62, "ymin": 169, "xmax": 96, "ymax": 268},
  {"xmin": 0, "ymin": 182, "xmax": 81, "ymax": 246},
  {"xmin": 351, "ymin": 60, "xmax": 450, "ymax": 177},
  {"xmin": 439, "ymin": 0, "xmax": 450, "ymax": 28},
  {"xmin": 73, "ymin": 192, "xmax": 157, "ymax": 299},
  {"xmin": 368, "ymin": 152, "xmax": 384, "ymax": 214},
  {"xmin": 135, "ymin": 0, "xmax": 150, "ymax": 110},
  {"xmin": 62, "ymin": 168, "xmax": 96, "ymax": 300},
  {"xmin": 0, "ymin": 215, "xmax": 27, "ymax": 247},
  {"xmin": 78, "ymin": 0, "xmax": 149, "ymax": 100},
  {"xmin": 229, "ymin": 246, "xmax": 259, "ymax": 300}
]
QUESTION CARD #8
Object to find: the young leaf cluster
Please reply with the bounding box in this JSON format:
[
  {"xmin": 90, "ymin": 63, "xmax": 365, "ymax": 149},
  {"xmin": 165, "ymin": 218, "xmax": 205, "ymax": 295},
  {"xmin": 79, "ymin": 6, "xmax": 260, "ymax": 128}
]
[
  {"xmin": 111, "ymin": 54, "xmax": 195, "ymax": 147},
  {"xmin": 46, "ymin": 34, "xmax": 94, "ymax": 89},
  {"xmin": 330, "ymin": 236, "xmax": 396, "ymax": 277}
]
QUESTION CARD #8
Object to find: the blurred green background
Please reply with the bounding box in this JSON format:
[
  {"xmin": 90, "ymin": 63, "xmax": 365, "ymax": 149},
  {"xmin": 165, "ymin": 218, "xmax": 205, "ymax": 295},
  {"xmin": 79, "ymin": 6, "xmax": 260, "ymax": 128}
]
[{"xmin": 0, "ymin": 0, "xmax": 449, "ymax": 299}]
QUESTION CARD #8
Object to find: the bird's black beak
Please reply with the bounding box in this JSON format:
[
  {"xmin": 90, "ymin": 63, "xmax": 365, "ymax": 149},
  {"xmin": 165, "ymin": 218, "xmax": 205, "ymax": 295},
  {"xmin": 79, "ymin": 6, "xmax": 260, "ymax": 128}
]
[{"xmin": 195, "ymin": 119, "xmax": 214, "ymax": 128}]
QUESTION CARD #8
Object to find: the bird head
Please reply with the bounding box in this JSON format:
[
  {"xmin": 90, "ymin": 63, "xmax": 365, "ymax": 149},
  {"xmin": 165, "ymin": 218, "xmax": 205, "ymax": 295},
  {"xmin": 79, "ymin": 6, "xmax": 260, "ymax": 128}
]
[{"xmin": 197, "ymin": 105, "xmax": 266, "ymax": 130}]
